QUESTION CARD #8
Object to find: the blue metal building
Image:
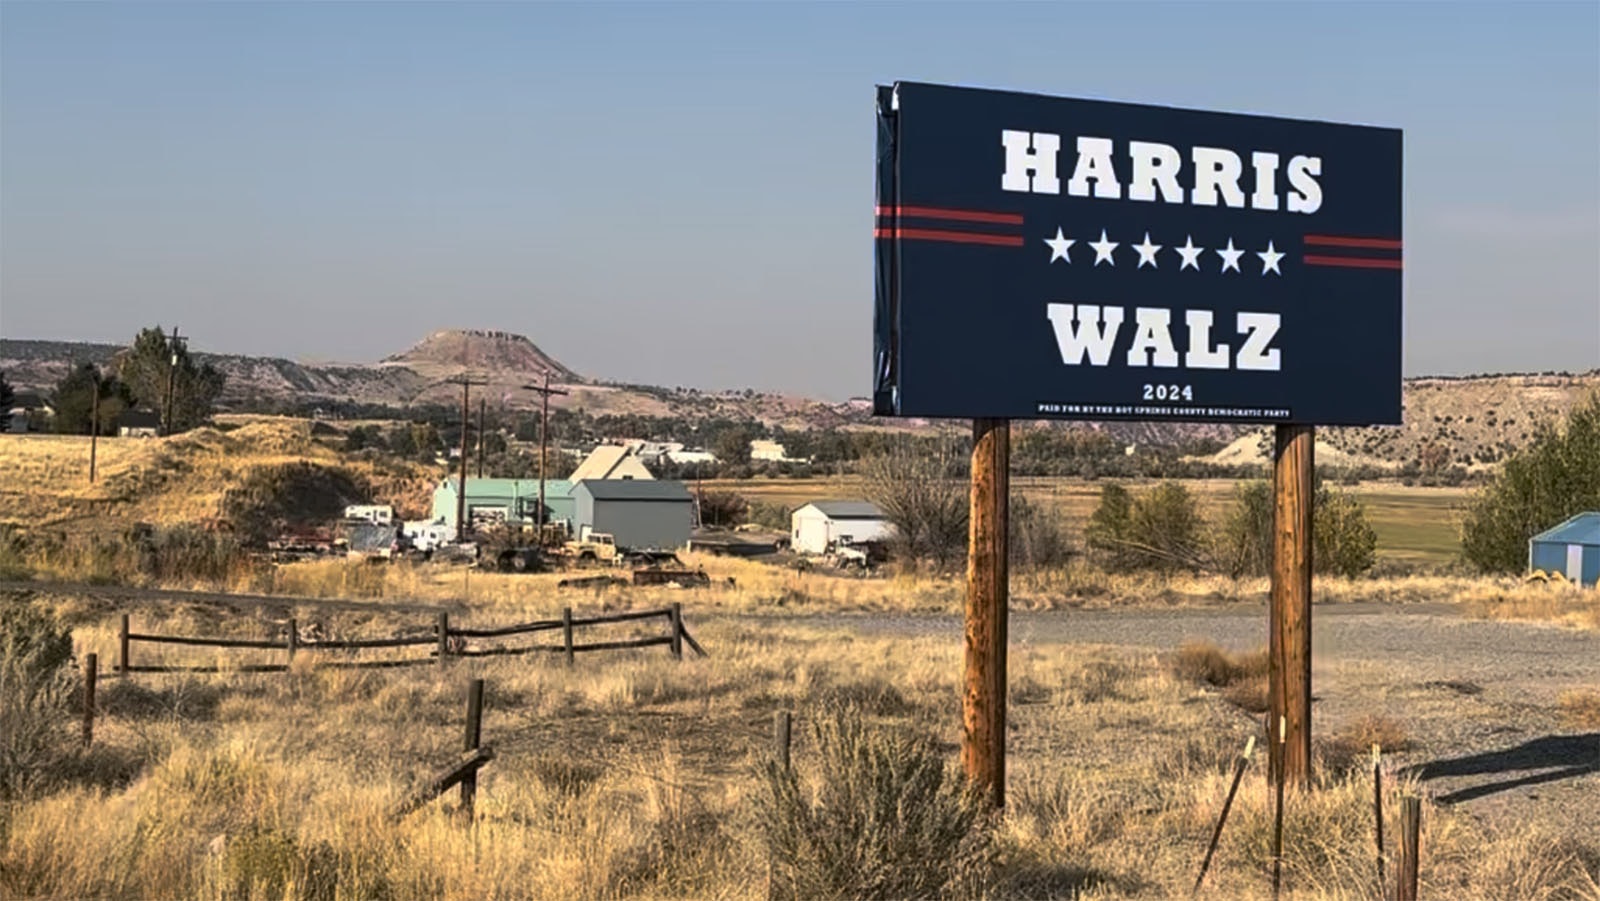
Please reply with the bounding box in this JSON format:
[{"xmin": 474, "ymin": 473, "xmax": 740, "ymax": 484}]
[{"xmin": 1529, "ymin": 512, "xmax": 1600, "ymax": 587}]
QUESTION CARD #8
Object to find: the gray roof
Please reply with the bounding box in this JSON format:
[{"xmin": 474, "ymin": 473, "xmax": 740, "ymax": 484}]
[
  {"xmin": 803, "ymin": 500, "xmax": 886, "ymax": 520},
  {"xmin": 1533, "ymin": 512, "xmax": 1600, "ymax": 546},
  {"xmin": 574, "ymin": 479, "xmax": 692, "ymax": 501}
]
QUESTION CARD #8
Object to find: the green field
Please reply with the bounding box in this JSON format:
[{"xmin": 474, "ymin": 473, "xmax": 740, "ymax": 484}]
[{"xmin": 707, "ymin": 476, "xmax": 1470, "ymax": 567}]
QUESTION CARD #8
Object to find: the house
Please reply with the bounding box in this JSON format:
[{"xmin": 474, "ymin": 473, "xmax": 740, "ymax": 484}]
[
  {"xmin": 6, "ymin": 392, "xmax": 55, "ymax": 434},
  {"xmin": 431, "ymin": 477, "xmax": 576, "ymax": 533},
  {"xmin": 569, "ymin": 444, "xmax": 655, "ymax": 481},
  {"xmin": 572, "ymin": 479, "xmax": 693, "ymax": 551},
  {"xmin": 751, "ymin": 439, "xmax": 808, "ymax": 464},
  {"xmin": 1530, "ymin": 512, "xmax": 1600, "ymax": 587},
  {"xmin": 790, "ymin": 501, "xmax": 895, "ymax": 555},
  {"xmin": 114, "ymin": 409, "xmax": 162, "ymax": 438}
]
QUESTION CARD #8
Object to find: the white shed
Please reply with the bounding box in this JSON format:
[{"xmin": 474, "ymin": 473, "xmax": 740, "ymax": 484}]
[{"xmin": 790, "ymin": 501, "xmax": 894, "ymax": 555}]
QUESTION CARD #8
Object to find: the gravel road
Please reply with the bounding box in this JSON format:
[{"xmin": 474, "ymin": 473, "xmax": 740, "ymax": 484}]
[{"xmin": 735, "ymin": 603, "xmax": 1600, "ymax": 835}]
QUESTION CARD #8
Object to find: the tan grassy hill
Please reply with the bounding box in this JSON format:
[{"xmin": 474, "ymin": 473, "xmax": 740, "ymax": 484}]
[{"xmin": 0, "ymin": 419, "xmax": 434, "ymax": 533}]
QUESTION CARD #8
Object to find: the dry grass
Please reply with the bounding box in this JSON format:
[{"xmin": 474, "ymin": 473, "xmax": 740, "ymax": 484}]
[
  {"xmin": 6, "ymin": 595, "xmax": 1595, "ymax": 900},
  {"xmin": 1557, "ymin": 689, "xmax": 1600, "ymax": 731},
  {"xmin": 0, "ymin": 421, "xmax": 432, "ymax": 533},
  {"xmin": 1459, "ymin": 581, "xmax": 1600, "ymax": 631}
]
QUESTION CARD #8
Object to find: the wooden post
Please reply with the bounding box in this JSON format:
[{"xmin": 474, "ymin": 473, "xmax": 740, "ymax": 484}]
[
  {"xmin": 437, "ymin": 611, "xmax": 450, "ymax": 666},
  {"xmin": 773, "ymin": 711, "xmax": 792, "ymax": 770},
  {"xmin": 286, "ymin": 617, "xmax": 298, "ymax": 662},
  {"xmin": 562, "ymin": 607, "xmax": 575, "ymax": 666},
  {"xmin": 669, "ymin": 603, "xmax": 684, "ymax": 661},
  {"xmin": 1270, "ymin": 424, "xmax": 1314, "ymax": 789},
  {"xmin": 962, "ymin": 418, "xmax": 1009, "ymax": 809},
  {"xmin": 461, "ymin": 678, "xmax": 485, "ymax": 818},
  {"xmin": 1397, "ymin": 797, "xmax": 1421, "ymax": 901},
  {"xmin": 1194, "ymin": 736, "xmax": 1254, "ymax": 894},
  {"xmin": 82, "ymin": 652, "xmax": 97, "ymax": 748},
  {"xmin": 119, "ymin": 614, "xmax": 130, "ymax": 676}
]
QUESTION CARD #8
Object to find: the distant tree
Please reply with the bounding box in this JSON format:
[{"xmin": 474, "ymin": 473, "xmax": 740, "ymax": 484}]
[
  {"xmin": 343, "ymin": 425, "xmax": 387, "ymax": 453},
  {"xmin": 409, "ymin": 423, "xmax": 442, "ymax": 463},
  {"xmin": 51, "ymin": 363, "xmax": 131, "ymax": 435},
  {"xmin": 711, "ymin": 424, "xmax": 759, "ymax": 468},
  {"xmin": 1216, "ymin": 478, "xmax": 1380, "ymax": 580},
  {"xmin": 697, "ymin": 491, "xmax": 750, "ymax": 529},
  {"xmin": 387, "ymin": 425, "xmax": 418, "ymax": 458},
  {"xmin": 114, "ymin": 327, "xmax": 225, "ymax": 432},
  {"xmin": 1461, "ymin": 392, "xmax": 1600, "ymax": 573},
  {"xmin": 0, "ymin": 372, "xmax": 13, "ymax": 410}
]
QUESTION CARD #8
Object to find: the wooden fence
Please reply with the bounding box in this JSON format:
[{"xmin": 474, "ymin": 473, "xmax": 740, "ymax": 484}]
[{"xmin": 113, "ymin": 603, "xmax": 707, "ymax": 675}]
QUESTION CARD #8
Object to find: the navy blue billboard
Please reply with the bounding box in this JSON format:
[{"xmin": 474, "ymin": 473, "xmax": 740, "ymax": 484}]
[{"xmin": 874, "ymin": 81, "xmax": 1402, "ymax": 425}]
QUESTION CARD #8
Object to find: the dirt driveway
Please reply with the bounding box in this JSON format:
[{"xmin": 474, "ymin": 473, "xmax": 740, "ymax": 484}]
[{"xmin": 742, "ymin": 603, "xmax": 1600, "ymax": 837}]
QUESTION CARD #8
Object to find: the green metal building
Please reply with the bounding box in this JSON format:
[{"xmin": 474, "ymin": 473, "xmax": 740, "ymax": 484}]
[{"xmin": 431, "ymin": 477, "xmax": 575, "ymax": 532}]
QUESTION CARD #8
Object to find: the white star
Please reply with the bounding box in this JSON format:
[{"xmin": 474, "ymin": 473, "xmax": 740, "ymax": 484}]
[
  {"xmin": 1133, "ymin": 232, "xmax": 1162, "ymax": 269},
  {"xmin": 1089, "ymin": 229, "xmax": 1119, "ymax": 267},
  {"xmin": 1175, "ymin": 235, "xmax": 1204, "ymax": 271},
  {"xmin": 1043, "ymin": 227, "xmax": 1075, "ymax": 264},
  {"xmin": 1257, "ymin": 240, "xmax": 1284, "ymax": 276},
  {"xmin": 1216, "ymin": 238, "xmax": 1244, "ymax": 274}
]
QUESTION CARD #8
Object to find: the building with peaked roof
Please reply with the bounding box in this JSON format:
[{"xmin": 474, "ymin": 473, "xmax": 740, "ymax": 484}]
[
  {"xmin": 569, "ymin": 444, "xmax": 655, "ymax": 482},
  {"xmin": 790, "ymin": 500, "xmax": 894, "ymax": 555},
  {"xmin": 572, "ymin": 479, "xmax": 692, "ymax": 550},
  {"xmin": 1530, "ymin": 512, "xmax": 1600, "ymax": 587},
  {"xmin": 431, "ymin": 477, "xmax": 575, "ymax": 533}
]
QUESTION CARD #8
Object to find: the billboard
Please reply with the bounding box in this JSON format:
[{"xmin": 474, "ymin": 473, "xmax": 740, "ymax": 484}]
[{"xmin": 873, "ymin": 81, "xmax": 1403, "ymax": 425}]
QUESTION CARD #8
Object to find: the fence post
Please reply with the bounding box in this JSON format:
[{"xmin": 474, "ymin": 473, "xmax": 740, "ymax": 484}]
[
  {"xmin": 774, "ymin": 711, "xmax": 792, "ymax": 770},
  {"xmin": 119, "ymin": 614, "xmax": 130, "ymax": 676},
  {"xmin": 82, "ymin": 652, "xmax": 98, "ymax": 748},
  {"xmin": 669, "ymin": 603, "xmax": 683, "ymax": 661},
  {"xmin": 1397, "ymin": 797, "xmax": 1421, "ymax": 901},
  {"xmin": 461, "ymin": 678, "xmax": 485, "ymax": 819},
  {"xmin": 286, "ymin": 617, "xmax": 298, "ymax": 663},
  {"xmin": 563, "ymin": 608, "xmax": 574, "ymax": 667},
  {"xmin": 1194, "ymin": 735, "xmax": 1255, "ymax": 894},
  {"xmin": 437, "ymin": 612, "xmax": 450, "ymax": 667},
  {"xmin": 1272, "ymin": 716, "xmax": 1286, "ymax": 900}
]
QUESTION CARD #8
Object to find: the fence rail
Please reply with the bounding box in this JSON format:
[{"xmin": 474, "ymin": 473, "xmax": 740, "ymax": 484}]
[{"xmin": 114, "ymin": 604, "xmax": 705, "ymax": 675}]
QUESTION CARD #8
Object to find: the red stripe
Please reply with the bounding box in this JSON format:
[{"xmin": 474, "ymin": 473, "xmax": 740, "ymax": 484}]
[
  {"xmin": 875, "ymin": 227, "xmax": 1024, "ymax": 247},
  {"xmin": 875, "ymin": 205, "xmax": 1024, "ymax": 225},
  {"xmin": 1304, "ymin": 255, "xmax": 1403, "ymax": 270},
  {"xmin": 1304, "ymin": 235, "xmax": 1403, "ymax": 250}
]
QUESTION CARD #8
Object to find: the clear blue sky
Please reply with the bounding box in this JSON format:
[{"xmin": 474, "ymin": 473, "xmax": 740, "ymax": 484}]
[{"xmin": 3, "ymin": 1, "xmax": 1596, "ymax": 400}]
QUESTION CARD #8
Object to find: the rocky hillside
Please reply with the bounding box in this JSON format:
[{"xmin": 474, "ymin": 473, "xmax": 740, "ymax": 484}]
[
  {"xmin": 1197, "ymin": 373, "xmax": 1600, "ymax": 471},
  {"xmin": 381, "ymin": 329, "xmax": 578, "ymax": 383}
]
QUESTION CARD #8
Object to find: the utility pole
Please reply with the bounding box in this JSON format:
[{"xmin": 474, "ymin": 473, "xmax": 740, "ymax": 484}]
[
  {"xmin": 521, "ymin": 373, "xmax": 569, "ymax": 532},
  {"xmin": 161, "ymin": 327, "xmax": 184, "ymax": 436},
  {"xmin": 449, "ymin": 375, "xmax": 488, "ymax": 541},
  {"xmin": 477, "ymin": 397, "xmax": 487, "ymax": 479},
  {"xmin": 89, "ymin": 367, "xmax": 100, "ymax": 484}
]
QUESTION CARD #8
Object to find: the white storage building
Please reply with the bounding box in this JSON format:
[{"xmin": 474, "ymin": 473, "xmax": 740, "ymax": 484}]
[{"xmin": 790, "ymin": 501, "xmax": 894, "ymax": 555}]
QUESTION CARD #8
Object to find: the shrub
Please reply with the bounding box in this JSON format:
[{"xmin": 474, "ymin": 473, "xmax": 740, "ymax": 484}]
[
  {"xmin": 221, "ymin": 463, "xmax": 374, "ymax": 546},
  {"xmin": 861, "ymin": 438, "xmax": 969, "ymax": 568},
  {"xmin": 697, "ymin": 491, "xmax": 749, "ymax": 529},
  {"xmin": 1214, "ymin": 480, "xmax": 1378, "ymax": 579},
  {"xmin": 1462, "ymin": 391, "xmax": 1600, "ymax": 573},
  {"xmin": 1009, "ymin": 496, "xmax": 1075, "ymax": 571},
  {"xmin": 1086, "ymin": 481, "xmax": 1204, "ymax": 572},
  {"xmin": 755, "ymin": 705, "xmax": 993, "ymax": 899},
  {"xmin": 0, "ymin": 602, "xmax": 76, "ymax": 799},
  {"xmin": 1171, "ymin": 640, "xmax": 1269, "ymax": 688}
]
